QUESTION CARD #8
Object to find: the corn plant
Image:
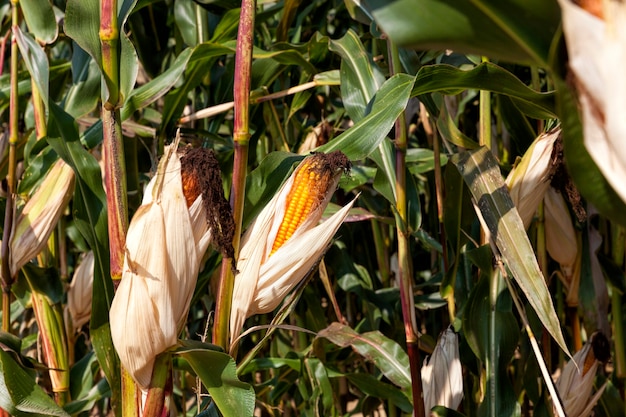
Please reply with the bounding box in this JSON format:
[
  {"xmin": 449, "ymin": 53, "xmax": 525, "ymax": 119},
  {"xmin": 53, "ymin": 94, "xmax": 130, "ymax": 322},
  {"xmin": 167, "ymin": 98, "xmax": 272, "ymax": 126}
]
[{"xmin": 0, "ymin": 0, "xmax": 624, "ymax": 416}]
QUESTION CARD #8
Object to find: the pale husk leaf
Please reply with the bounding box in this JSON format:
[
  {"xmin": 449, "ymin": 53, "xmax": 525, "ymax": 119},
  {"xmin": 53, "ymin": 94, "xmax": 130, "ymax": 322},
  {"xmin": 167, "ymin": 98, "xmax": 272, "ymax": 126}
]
[
  {"xmin": 67, "ymin": 251, "xmax": 95, "ymax": 331},
  {"xmin": 556, "ymin": 340, "xmax": 607, "ymax": 417},
  {"xmin": 544, "ymin": 188, "xmax": 578, "ymax": 279},
  {"xmin": 505, "ymin": 129, "xmax": 559, "ymax": 228},
  {"xmin": 10, "ymin": 159, "xmax": 75, "ymax": 275},
  {"xmin": 558, "ymin": 0, "xmax": 626, "ymax": 204},
  {"xmin": 110, "ymin": 146, "xmax": 210, "ymax": 388},
  {"xmin": 421, "ymin": 327, "xmax": 463, "ymax": 413}
]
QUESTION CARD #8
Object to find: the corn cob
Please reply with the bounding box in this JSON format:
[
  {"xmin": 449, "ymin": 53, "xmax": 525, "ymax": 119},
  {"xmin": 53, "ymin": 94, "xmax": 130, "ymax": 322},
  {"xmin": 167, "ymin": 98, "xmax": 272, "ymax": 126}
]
[{"xmin": 270, "ymin": 152, "xmax": 350, "ymax": 255}]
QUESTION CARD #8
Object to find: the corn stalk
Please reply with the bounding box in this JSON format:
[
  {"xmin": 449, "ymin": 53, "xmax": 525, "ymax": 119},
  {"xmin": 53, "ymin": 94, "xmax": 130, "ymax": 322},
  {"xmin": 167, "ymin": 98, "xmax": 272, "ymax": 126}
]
[
  {"xmin": 1, "ymin": 0, "xmax": 20, "ymax": 335},
  {"xmin": 213, "ymin": 0, "xmax": 257, "ymax": 351},
  {"xmin": 99, "ymin": 0, "xmax": 133, "ymax": 414},
  {"xmin": 388, "ymin": 40, "xmax": 424, "ymax": 417}
]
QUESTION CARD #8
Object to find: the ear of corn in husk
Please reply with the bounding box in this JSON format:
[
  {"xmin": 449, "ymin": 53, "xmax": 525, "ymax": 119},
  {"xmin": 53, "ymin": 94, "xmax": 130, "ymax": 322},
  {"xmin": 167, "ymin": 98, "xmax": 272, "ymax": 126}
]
[
  {"xmin": 421, "ymin": 327, "xmax": 463, "ymax": 413},
  {"xmin": 505, "ymin": 129, "xmax": 559, "ymax": 229},
  {"xmin": 544, "ymin": 187, "xmax": 581, "ymax": 306},
  {"xmin": 109, "ymin": 141, "xmax": 233, "ymax": 389},
  {"xmin": 7, "ymin": 159, "xmax": 75, "ymax": 278},
  {"xmin": 558, "ymin": 0, "xmax": 626, "ymax": 205},
  {"xmin": 556, "ymin": 332, "xmax": 609, "ymax": 417},
  {"xmin": 66, "ymin": 251, "xmax": 94, "ymax": 333},
  {"xmin": 230, "ymin": 151, "xmax": 353, "ymax": 349}
]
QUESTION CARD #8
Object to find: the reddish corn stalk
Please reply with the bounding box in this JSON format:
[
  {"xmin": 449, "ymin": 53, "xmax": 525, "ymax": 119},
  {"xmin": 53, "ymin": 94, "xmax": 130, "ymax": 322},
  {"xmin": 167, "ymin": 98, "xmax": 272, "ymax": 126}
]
[
  {"xmin": 99, "ymin": 0, "xmax": 132, "ymax": 414},
  {"xmin": 213, "ymin": 0, "xmax": 257, "ymax": 351},
  {"xmin": 2, "ymin": 0, "xmax": 20, "ymax": 334},
  {"xmin": 388, "ymin": 41, "xmax": 424, "ymax": 417}
]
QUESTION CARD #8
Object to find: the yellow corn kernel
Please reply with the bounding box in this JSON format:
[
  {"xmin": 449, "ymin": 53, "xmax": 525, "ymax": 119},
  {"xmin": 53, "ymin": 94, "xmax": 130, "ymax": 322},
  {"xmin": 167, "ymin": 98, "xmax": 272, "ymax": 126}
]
[{"xmin": 270, "ymin": 155, "xmax": 336, "ymax": 255}]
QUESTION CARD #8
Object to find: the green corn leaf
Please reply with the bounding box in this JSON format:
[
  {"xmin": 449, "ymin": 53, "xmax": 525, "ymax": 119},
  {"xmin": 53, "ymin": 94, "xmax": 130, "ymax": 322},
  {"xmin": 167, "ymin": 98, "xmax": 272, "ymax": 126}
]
[
  {"xmin": 316, "ymin": 73, "xmax": 415, "ymax": 160},
  {"xmin": 329, "ymin": 29, "xmax": 386, "ymax": 121},
  {"xmin": 14, "ymin": 27, "xmax": 49, "ymax": 110},
  {"xmin": 412, "ymin": 63, "xmax": 556, "ymax": 120},
  {"xmin": 317, "ymin": 322, "xmax": 411, "ymax": 390},
  {"xmin": 175, "ymin": 341, "xmax": 255, "ymax": 417},
  {"xmin": 0, "ymin": 349, "xmax": 70, "ymax": 417},
  {"xmin": 345, "ymin": 373, "xmax": 413, "ymax": 413},
  {"xmin": 450, "ymin": 146, "xmax": 570, "ymax": 357},
  {"xmin": 47, "ymin": 102, "xmax": 119, "ymax": 410},
  {"xmin": 365, "ymin": 0, "xmax": 560, "ymax": 67},
  {"xmin": 20, "ymin": 0, "xmax": 58, "ymax": 44}
]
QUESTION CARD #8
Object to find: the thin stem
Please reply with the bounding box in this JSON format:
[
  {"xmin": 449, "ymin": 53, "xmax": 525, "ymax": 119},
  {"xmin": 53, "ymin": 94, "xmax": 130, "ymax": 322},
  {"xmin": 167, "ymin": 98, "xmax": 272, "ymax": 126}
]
[
  {"xmin": 0, "ymin": 31, "xmax": 10, "ymax": 76},
  {"xmin": 500, "ymin": 264, "xmax": 566, "ymax": 417},
  {"xmin": 488, "ymin": 268, "xmax": 500, "ymax": 417},
  {"xmin": 213, "ymin": 0, "xmax": 256, "ymax": 351},
  {"xmin": 179, "ymin": 81, "xmax": 316, "ymax": 124},
  {"xmin": 536, "ymin": 200, "xmax": 552, "ymax": 369},
  {"xmin": 2, "ymin": 0, "xmax": 20, "ymax": 333},
  {"xmin": 389, "ymin": 40, "xmax": 424, "ymax": 417},
  {"xmin": 479, "ymin": 57, "xmax": 492, "ymax": 150},
  {"xmin": 102, "ymin": 110, "xmax": 128, "ymax": 279},
  {"xmin": 31, "ymin": 80, "xmax": 47, "ymax": 139},
  {"xmin": 479, "ymin": 57, "xmax": 491, "ymax": 248}
]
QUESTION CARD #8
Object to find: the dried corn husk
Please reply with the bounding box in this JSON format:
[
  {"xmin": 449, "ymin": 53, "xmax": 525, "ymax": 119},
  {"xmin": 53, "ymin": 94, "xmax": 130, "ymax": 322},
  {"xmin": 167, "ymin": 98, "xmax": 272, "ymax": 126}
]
[
  {"xmin": 66, "ymin": 251, "xmax": 94, "ymax": 332},
  {"xmin": 505, "ymin": 129, "xmax": 559, "ymax": 229},
  {"xmin": 9, "ymin": 159, "xmax": 75, "ymax": 277},
  {"xmin": 109, "ymin": 144, "xmax": 213, "ymax": 389},
  {"xmin": 544, "ymin": 188, "xmax": 581, "ymax": 306},
  {"xmin": 421, "ymin": 327, "xmax": 463, "ymax": 413},
  {"xmin": 558, "ymin": 0, "xmax": 626, "ymax": 204},
  {"xmin": 556, "ymin": 332, "xmax": 608, "ymax": 417}
]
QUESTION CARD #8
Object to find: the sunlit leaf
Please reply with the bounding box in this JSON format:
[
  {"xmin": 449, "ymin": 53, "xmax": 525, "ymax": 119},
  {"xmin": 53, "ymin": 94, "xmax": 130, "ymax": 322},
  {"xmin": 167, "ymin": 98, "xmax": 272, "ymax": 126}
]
[
  {"xmin": 14, "ymin": 27, "xmax": 49, "ymax": 110},
  {"xmin": 316, "ymin": 73, "xmax": 415, "ymax": 160},
  {"xmin": 413, "ymin": 63, "xmax": 556, "ymax": 119},
  {"xmin": 451, "ymin": 146, "xmax": 569, "ymax": 356},
  {"xmin": 20, "ymin": 0, "xmax": 58, "ymax": 44},
  {"xmin": 366, "ymin": 0, "xmax": 560, "ymax": 67},
  {"xmin": 329, "ymin": 29, "xmax": 386, "ymax": 121},
  {"xmin": 121, "ymin": 48, "xmax": 194, "ymax": 120}
]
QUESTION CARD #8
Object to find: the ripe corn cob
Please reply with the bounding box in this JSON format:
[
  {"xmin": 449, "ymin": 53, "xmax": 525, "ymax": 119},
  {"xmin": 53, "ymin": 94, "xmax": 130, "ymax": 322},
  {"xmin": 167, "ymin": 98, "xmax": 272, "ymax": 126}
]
[{"xmin": 270, "ymin": 152, "xmax": 350, "ymax": 255}]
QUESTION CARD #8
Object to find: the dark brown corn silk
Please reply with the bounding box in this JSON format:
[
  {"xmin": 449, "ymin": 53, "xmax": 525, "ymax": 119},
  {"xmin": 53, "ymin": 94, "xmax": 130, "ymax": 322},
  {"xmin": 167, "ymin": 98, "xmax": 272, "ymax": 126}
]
[{"xmin": 179, "ymin": 147, "xmax": 235, "ymax": 261}]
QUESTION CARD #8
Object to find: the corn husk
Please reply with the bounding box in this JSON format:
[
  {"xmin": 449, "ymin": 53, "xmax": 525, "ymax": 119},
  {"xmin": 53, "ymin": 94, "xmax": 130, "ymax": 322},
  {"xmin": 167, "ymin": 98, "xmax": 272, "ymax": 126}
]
[
  {"xmin": 9, "ymin": 159, "xmax": 75, "ymax": 277},
  {"xmin": 544, "ymin": 188, "xmax": 581, "ymax": 306},
  {"xmin": 230, "ymin": 152, "xmax": 354, "ymax": 348},
  {"xmin": 421, "ymin": 327, "xmax": 463, "ymax": 413},
  {"xmin": 66, "ymin": 251, "xmax": 94, "ymax": 332},
  {"xmin": 109, "ymin": 144, "xmax": 212, "ymax": 389},
  {"xmin": 558, "ymin": 0, "xmax": 626, "ymax": 204},
  {"xmin": 505, "ymin": 129, "xmax": 559, "ymax": 229},
  {"xmin": 556, "ymin": 333, "xmax": 607, "ymax": 417}
]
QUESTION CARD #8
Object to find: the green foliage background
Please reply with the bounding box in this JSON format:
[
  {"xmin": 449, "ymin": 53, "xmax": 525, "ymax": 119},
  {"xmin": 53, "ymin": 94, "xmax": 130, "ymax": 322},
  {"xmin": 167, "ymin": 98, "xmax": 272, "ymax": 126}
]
[{"xmin": 0, "ymin": 0, "xmax": 623, "ymax": 416}]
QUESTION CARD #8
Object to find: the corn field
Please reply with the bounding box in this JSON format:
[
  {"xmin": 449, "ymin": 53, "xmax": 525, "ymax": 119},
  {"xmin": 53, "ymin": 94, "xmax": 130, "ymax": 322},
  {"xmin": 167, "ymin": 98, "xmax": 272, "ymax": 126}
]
[{"xmin": 0, "ymin": 0, "xmax": 623, "ymax": 416}]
